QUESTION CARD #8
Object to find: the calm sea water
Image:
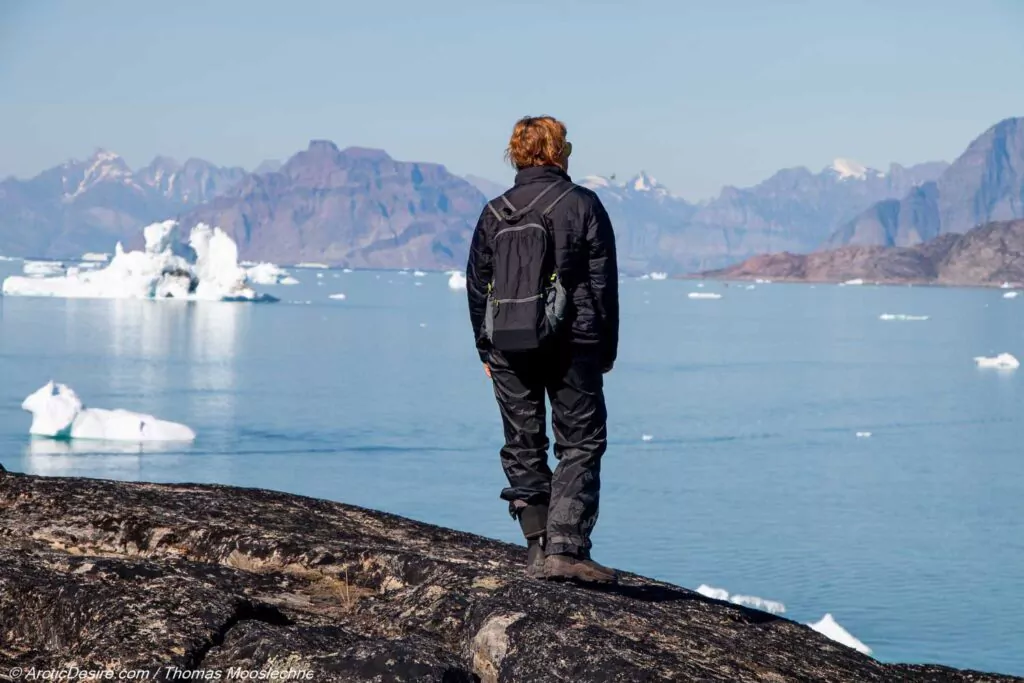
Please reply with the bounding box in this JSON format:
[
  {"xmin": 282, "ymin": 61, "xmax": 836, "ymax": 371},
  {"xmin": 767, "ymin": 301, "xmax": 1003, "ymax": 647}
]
[{"xmin": 0, "ymin": 262, "xmax": 1021, "ymax": 675}]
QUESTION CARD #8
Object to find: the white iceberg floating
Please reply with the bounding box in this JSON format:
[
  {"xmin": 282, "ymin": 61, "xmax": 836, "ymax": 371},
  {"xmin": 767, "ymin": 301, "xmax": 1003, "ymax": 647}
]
[
  {"xmin": 295, "ymin": 262, "xmax": 329, "ymax": 269},
  {"xmin": 856, "ymin": 431, "xmax": 872, "ymax": 438},
  {"xmin": 638, "ymin": 274, "xmax": 651, "ymax": 280},
  {"xmin": 809, "ymin": 614, "xmax": 871, "ymax": 655},
  {"xmin": 744, "ymin": 284, "xmax": 756, "ymax": 290},
  {"xmin": 1003, "ymin": 291, "xmax": 1019, "ymax": 299},
  {"xmin": 754, "ymin": 278, "xmax": 772, "ymax": 284},
  {"xmin": 641, "ymin": 434, "xmax": 654, "ymax": 442},
  {"xmin": 22, "ymin": 381, "xmax": 196, "ymax": 442},
  {"xmin": 879, "ymin": 314, "xmax": 929, "ymax": 321},
  {"xmin": 2, "ymin": 220, "xmax": 273, "ymax": 302},
  {"xmin": 81, "ymin": 252, "xmax": 111, "ymax": 263},
  {"xmin": 974, "ymin": 353, "xmax": 1020, "ymax": 369},
  {"xmin": 246, "ymin": 262, "xmax": 299, "ymax": 286},
  {"xmin": 840, "ymin": 278, "xmax": 865, "ymax": 286},
  {"xmin": 448, "ymin": 272, "xmax": 467, "ymax": 291},
  {"xmin": 413, "ymin": 270, "xmax": 427, "ymax": 277},
  {"xmin": 1000, "ymin": 281, "xmax": 1015, "ymax": 289},
  {"xmin": 23, "ymin": 260, "xmax": 66, "ymax": 277},
  {"xmin": 695, "ymin": 585, "xmax": 785, "ymax": 615},
  {"xmin": 328, "ymin": 293, "xmax": 347, "ymax": 300},
  {"xmin": 649, "ymin": 272, "xmax": 668, "ymax": 281},
  {"xmin": 342, "ymin": 268, "xmax": 354, "ymax": 273},
  {"xmin": 688, "ymin": 292, "xmax": 722, "ymax": 300}
]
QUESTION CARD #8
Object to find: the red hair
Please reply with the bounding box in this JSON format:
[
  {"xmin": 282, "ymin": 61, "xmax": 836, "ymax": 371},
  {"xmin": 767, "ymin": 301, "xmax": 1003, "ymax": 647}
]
[{"xmin": 505, "ymin": 116, "xmax": 569, "ymax": 171}]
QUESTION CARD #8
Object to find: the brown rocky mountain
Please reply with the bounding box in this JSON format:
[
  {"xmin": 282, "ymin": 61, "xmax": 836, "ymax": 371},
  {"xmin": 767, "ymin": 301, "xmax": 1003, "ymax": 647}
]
[
  {"xmin": 708, "ymin": 219, "xmax": 1024, "ymax": 286},
  {"xmin": 180, "ymin": 141, "xmax": 486, "ymax": 269},
  {"xmin": 829, "ymin": 117, "xmax": 1024, "ymax": 248}
]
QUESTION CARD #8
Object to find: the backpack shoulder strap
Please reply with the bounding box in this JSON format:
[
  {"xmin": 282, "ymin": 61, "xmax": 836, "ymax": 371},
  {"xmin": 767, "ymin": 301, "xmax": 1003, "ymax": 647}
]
[
  {"xmin": 505, "ymin": 182, "xmax": 561, "ymax": 221},
  {"xmin": 485, "ymin": 201, "xmax": 504, "ymax": 221},
  {"xmin": 541, "ymin": 184, "xmax": 577, "ymax": 217}
]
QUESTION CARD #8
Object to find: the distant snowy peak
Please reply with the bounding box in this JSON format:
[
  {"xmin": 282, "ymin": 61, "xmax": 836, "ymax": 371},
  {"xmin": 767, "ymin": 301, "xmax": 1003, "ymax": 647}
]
[
  {"xmin": 65, "ymin": 149, "xmax": 141, "ymax": 200},
  {"xmin": 828, "ymin": 158, "xmax": 883, "ymax": 181},
  {"xmin": 581, "ymin": 172, "xmax": 677, "ymax": 199},
  {"xmin": 631, "ymin": 171, "xmax": 662, "ymax": 192}
]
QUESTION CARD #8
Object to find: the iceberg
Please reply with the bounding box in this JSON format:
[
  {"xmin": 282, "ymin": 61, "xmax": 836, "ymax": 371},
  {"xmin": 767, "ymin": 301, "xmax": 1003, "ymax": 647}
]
[
  {"xmin": 246, "ymin": 262, "xmax": 299, "ymax": 286},
  {"xmin": 649, "ymin": 272, "xmax": 668, "ymax": 281},
  {"xmin": 695, "ymin": 585, "xmax": 786, "ymax": 615},
  {"xmin": 641, "ymin": 434, "xmax": 654, "ymax": 442},
  {"xmin": 744, "ymin": 284, "xmax": 756, "ymax": 290},
  {"xmin": 328, "ymin": 293, "xmax": 347, "ymax": 300},
  {"xmin": 2, "ymin": 220, "xmax": 273, "ymax": 302},
  {"xmin": 448, "ymin": 272, "xmax": 467, "ymax": 290},
  {"xmin": 974, "ymin": 353, "xmax": 1020, "ymax": 369},
  {"xmin": 754, "ymin": 278, "xmax": 772, "ymax": 284},
  {"xmin": 688, "ymin": 292, "xmax": 722, "ymax": 300},
  {"xmin": 295, "ymin": 262, "xmax": 329, "ymax": 269},
  {"xmin": 808, "ymin": 614, "xmax": 871, "ymax": 655},
  {"xmin": 856, "ymin": 431, "xmax": 872, "ymax": 438},
  {"xmin": 342, "ymin": 268, "xmax": 354, "ymax": 273},
  {"xmin": 879, "ymin": 314, "xmax": 929, "ymax": 321},
  {"xmin": 22, "ymin": 381, "xmax": 196, "ymax": 442},
  {"xmin": 1003, "ymin": 291, "xmax": 1019, "ymax": 299},
  {"xmin": 413, "ymin": 270, "xmax": 427, "ymax": 277},
  {"xmin": 81, "ymin": 252, "xmax": 110, "ymax": 262},
  {"xmin": 840, "ymin": 278, "xmax": 865, "ymax": 286},
  {"xmin": 23, "ymin": 260, "xmax": 66, "ymax": 277}
]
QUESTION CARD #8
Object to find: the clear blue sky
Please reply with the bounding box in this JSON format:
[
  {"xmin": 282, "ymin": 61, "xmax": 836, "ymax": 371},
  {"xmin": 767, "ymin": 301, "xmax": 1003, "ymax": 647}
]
[{"xmin": 3, "ymin": 0, "xmax": 1024, "ymax": 199}]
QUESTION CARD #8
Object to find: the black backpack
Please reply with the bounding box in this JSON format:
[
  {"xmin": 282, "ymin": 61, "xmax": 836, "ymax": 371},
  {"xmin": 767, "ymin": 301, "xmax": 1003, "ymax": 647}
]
[{"xmin": 483, "ymin": 181, "xmax": 576, "ymax": 352}]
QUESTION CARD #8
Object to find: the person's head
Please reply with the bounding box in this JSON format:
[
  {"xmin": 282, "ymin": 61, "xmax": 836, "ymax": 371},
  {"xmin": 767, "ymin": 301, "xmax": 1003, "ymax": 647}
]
[{"xmin": 505, "ymin": 116, "xmax": 572, "ymax": 173}]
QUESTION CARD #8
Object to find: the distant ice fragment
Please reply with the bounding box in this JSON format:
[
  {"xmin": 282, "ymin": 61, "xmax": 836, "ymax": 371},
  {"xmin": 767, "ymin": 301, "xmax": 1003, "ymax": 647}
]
[
  {"xmin": 328, "ymin": 293, "xmax": 347, "ymax": 300},
  {"xmin": 840, "ymin": 278, "xmax": 864, "ymax": 286},
  {"xmin": 1003, "ymin": 291, "xmax": 1019, "ymax": 299},
  {"xmin": 809, "ymin": 614, "xmax": 871, "ymax": 655},
  {"xmin": 856, "ymin": 432, "xmax": 872, "ymax": 438},
  {"xmin": 413, "ymin": 270, "xmax": 427, "ymax": 277},
  {"xmin": 754, "ymin": 278, "xmax": 772, "ymax": 284},
  {"xmin": 638, "ymin": 274, "xmax": 651, "ymax": 280},
  {"xmin": 695, "ymin": 585, "xmax": 785, "ymax": 614},
  {"xmin": 744, "ymin": 284, "xmax": 756, "ymax": 290},
  {"xmin": 295, "ymin": 262, "xmax": 330, "ymax": 269},
  {"xmin": 23, "ymin": 261, "xmax": 66, "ymax": 277},
  {"xmin": 1000, "ymin": 281, "xmax": 1014, "ymax": 289},
  {"xmin": 974, "ymin": 353, "xmax": 1020, "ymax": 369},
  {"xmin": 649, "ymin": 272, "xmax": 668, "ymax": 281},
  {"xmin": 688, "ymin": 292, "xmax": 722, "ymax": 300},
  {"xmin": 246, "ymin": 262, "xmax": 298, "ymax": 286},
  {"xmin": 22, "ymin": 381, "xmax": 196, "ymax": 442},
  {"xmin": 81, "ymin": 252, "xmax": 110, "ymax": 263},
  {"xmin": 879, "ymin": 314, "xmax": 929, "ymax": 321},
  {"xmin": 641, "ymin": 434, "xmax": 653, "ymax": 442},
  {"xmin": 448, "ymin": 272, "xmax": 467, "ymax": 290},
  {"xmin": 342, "ymin": 268, "xmax": 354, "ymax": 273}
]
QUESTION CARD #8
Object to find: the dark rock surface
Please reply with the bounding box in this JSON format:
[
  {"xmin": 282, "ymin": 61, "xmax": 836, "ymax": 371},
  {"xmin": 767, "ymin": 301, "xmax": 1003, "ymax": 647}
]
[
  {"xmin": 0, "ymin": 470, "xmax": 1019, "ymax": 682},
  {"xmin": 707, "ymin": 220, "xmax": 1024, "ymax": 286}
]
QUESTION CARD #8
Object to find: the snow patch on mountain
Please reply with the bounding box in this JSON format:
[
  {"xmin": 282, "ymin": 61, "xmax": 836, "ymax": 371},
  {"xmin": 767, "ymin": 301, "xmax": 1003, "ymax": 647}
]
[{"xmin": 829, "ymin": 158, "xmax": 881, "ymax": 181}]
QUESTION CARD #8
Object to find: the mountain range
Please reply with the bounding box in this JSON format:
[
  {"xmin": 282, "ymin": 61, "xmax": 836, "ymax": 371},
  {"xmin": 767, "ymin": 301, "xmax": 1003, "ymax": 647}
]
[{"xmin": 1, "ymin": 116, "xmax": 1022, "ymax": 272}]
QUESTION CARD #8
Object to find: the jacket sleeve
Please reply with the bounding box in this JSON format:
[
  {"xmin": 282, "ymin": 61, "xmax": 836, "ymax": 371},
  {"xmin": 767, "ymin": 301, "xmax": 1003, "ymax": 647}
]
[
  {"xmin": 466, "ymin": 207, "xmax": 493, "ymax": 362},
  {"xmin": 585, "ymin": 197, "xmax": 619, "ymax": 368}
]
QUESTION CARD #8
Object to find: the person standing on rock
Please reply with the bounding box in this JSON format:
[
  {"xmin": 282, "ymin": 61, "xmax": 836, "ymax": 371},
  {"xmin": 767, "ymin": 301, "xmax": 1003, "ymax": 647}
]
[{"xmin": 466, "ymin": 116, "xmax": 619, "ymax": 583}]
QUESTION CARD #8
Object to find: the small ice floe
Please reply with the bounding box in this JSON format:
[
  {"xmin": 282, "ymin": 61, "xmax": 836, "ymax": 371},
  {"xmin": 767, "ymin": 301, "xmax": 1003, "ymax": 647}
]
[
  {"xmin": 856, "ymin": 432, "xmax": 872, "ymax": 438},
  {"xmin": 0, "ymin": 254, "xmax": 20, "ymax": 262},
  {"xmin": 448, "ymin": 272, "xmax": 467, "ymax": 290},
  {"xmin": 81, "ymin": 252, "xmax": 111, "ymax": 263},
  {"xmin": 649, "ymin": 272, "xmax": 668, "ymax": 281},
  {"xmin": 419, "ymin": 322, "xmax": 427, "ymax": 328},
  {"xmin": 413, "ymin": 270, "xmax": 427, "ymax": 277},
  {"xmin": 22, "ymin": 381, "xmax": 195, "ymax": 442},
  {"xmin": 246, "ymin": 262, "xmax": 299, "ymax": 286},
  {"xmin": 695, "ymin": 585, "xmax": 786, "ymax": 615},
  {"xmin": 288, "ymin": 300, "xmax": 313, "ymax": 305},
  {"xmin": 638, "ymin": 274, "xmax": 651, "ymax": 281},
  {"xmin": 1000, "ymin": 281, "xmax": 1015, "ymax": 289},
  {"xmin": 328, "ymin": 293, "xmax": 347, "ymax": 300},
  {"xmin": 1003, "ymin": 291, "xmax": 1019, "ymax": 299},
  {"xmin": 688, "ymin": 292, "xmax": 722, "ymax": 300},
  {"xmin": 641, "ymin": 434, "xmax": 654, "ymax": 442},
  {"xmin": 839, "ymin": 278, "xmax": 864, "ymax": 286},
  {"xmin": 342, "ymin": 268, "xmax": 354, "ymax": 273},
  {"xmin": 415, "ymin": 281, "xmax": 423, "ymax": 287},
  {"xmin": 879, "ymin": 314, "xmax": 929, "ymax": 321},
  {"xmin": 316, "ymin": 272, "xmax": 325, "ymax": 279},
  {"xmin": 23, "ymin": 260, "xmax": 66, "ymax": 277},
  {"xmin": 974, "ymin": 353, "xmax": 1020, "ymax": 369},
  {"xmin": 744, "ymin": 284, "xmax": 756, "ymax": 290},
  {"xmin": 808, "ymin": 614, "xmax": 871, "ymax": 655},
  {"xmin": 755, "ymin": 278, "xmax": 772, "ymax": 284},
  {"xmin": 295, "ymin": 262, "xmax": 330, "ymax": 269}
]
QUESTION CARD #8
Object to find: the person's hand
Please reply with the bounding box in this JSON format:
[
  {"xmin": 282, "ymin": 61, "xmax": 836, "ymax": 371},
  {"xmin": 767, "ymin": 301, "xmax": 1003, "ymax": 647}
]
[{"xmin": 483, "ymin": 363, "xmax": 492, "ymax": 378}]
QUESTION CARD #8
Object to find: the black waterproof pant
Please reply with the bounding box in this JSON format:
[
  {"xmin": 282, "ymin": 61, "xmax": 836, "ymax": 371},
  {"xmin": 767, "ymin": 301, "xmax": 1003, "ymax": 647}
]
[{"xmin": 488, "ymin": 344, "xmax": 608, "ymax": 557}]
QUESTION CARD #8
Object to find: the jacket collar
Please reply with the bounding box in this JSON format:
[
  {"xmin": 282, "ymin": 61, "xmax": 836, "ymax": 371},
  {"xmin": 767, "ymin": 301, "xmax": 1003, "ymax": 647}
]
[{"xmin": 514, "ymin": 165, "xmax": 571, "ymax": 186}]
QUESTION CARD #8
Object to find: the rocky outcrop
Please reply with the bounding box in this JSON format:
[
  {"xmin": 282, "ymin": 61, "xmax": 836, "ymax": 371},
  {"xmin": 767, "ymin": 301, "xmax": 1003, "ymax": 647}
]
[
  {"xmin": 0, "ymin": 468, "xmax": 1018, "ymax": 682},
  {"xmin": 708, "ymin": 220, "xmax": 1024, "ymax": 286}
]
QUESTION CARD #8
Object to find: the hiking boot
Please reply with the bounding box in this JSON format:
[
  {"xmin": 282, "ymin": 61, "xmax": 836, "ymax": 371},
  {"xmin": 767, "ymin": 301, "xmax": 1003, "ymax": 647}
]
[
  {"xmin": 526, "ymin": 538, "xmax": 546, "ymax": 579},
  {"xmin": 543, "ymin": 552, "xmax": 618, "ymax": 584}
]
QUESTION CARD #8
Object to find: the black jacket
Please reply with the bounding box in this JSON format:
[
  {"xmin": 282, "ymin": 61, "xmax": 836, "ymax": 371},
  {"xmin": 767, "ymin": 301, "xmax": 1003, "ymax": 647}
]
[{"xmin": 466, "ymin": 165, "xmax": 619, "ymax": 367}]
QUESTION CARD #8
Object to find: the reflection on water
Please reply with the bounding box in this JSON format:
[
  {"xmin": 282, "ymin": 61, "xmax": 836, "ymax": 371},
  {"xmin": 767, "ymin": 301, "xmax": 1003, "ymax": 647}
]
[
  {"xmin": 187, "ymin": 302, "xmax": 244, "ymax": 427},
  {"xmin": 23, "ymin": 437, "xmax": 187, "ymax": 477}
]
